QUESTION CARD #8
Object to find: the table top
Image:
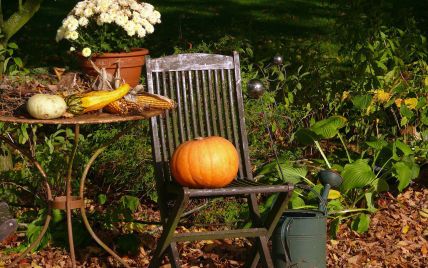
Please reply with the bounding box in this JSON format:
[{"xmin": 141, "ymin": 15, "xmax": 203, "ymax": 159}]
[{"xmin": 0, "ymin": 113, "xmax": 153, "ymax": 125}]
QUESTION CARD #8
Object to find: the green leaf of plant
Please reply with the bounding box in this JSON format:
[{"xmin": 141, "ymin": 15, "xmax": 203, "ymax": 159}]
[
  {"xmin": 393, "ymin": 161, "xmax": 419, "ymax": 192},
  {"xmin": 329, "ymin": 217, "xmax": 341, "ymax": 239},
  {"xmin": 98, "ymin": 194, "xmax": 107, "ymax": 205},
  {"xmin": 294, "ymin": 128, "xmax": 319, "ymax": 145},
  {"xmin": 365, "ymin": 193, "xmax": 377, "ymax": 213},
  {"xmin": 351, "ymin": 214, "xmax": 370, "ymax": 233},
  {"xmin": 366, "ymin": 137, "xmax": 388, "ymax": 151},
  {"xmin": 277, "ymin": 164, "xmax": 308, "ymax": 184},
  {"xmin": 310, "ymin": 116, "xmax": 347, "ymax": 139},
  {"xmin": 289, "ymin": 192, "xmax": 305, "ymax": 209},
  {"xmin": 394, "ymin": 140, "xmax": 413, "ymax": 156},
  {"xmin": 340, "ymin": 159, "xmax": 376, "ymax": 192},
  {"xmin": 119, "ymin": 195, "xmax": 140, "ymax": 212},
  {"xmin": 352, "ymin": 95, "xmax": 372, "ymax": 110},
  {"xmin": 370, "ymin": 178, "xmax": 389, "ymax": 192}
]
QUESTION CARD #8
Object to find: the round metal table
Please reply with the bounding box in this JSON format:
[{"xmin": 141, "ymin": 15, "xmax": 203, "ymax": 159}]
[{"xmin": 0, "ymin": 113, "xmax": 156, "ymax": 268}]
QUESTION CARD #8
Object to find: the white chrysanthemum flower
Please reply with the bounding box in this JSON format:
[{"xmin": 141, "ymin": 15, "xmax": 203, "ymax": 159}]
[
  {"xmin": 153, "ymin": 10, "xmax": 161, "ymax": 19},
  {"xmin": 143, "ymin": 3, "xmax": 154, "ymax": 12},
  {"xmin": 75, "ymin": 1, "xmax": 86, "ymax": 11},
  {"xmin": 130, "ymin": 2, "xmax": 141, "ymax": 11},
  {"xmin": 99, "ymin": 13, "xmax": 113, "ymax": 23},
  {"xmin": 65, "ymin": 31, "xmax": 79, "ymax": 40},
  {"xmin": 97, "ymin": 0, "xmax": 111, "ymax": 13},
  {"xmin": 110, "ymin": 3, "xmax": 120, "ymax": 11},
  {"xmin": 148, "ymin": 14, "xmax": 158, "ymax": 25},
  {"xmin": 124, "ymin": 21, "xmax": 136, "ymax": 36},
  {"xmin": 83, "ymin": 7, "xmax": 94, "ymax": 17},
  {"xmin": 139, "ymin": 9, "xmax": 149, "ymax": 18},
  {"xmin": 74, "ymin": 7, "xmax": 84, "ymax": 17},
  {"xmin": 63, "ymin": 16, "xmax": 79, "ymax": 31},
  {"xmin": 115, "ymin": 14, "xmax": 128, "ymax": 26},
  {"xmin": 55, "ymin": 27, "xmax": 66, "ymax": 42},
  {"xmin": 140, "ymin": 19, "xmax": 150, "ymax": 28},
  {"xmin": 136, "ymin": 25, "xmax": 146, "ymax": 38},
  {"xmin": 70, "ymin": 47, "xmax": 76, "ymax": 52},
  {"xmin": 118, "ymin": 0, "xmax": 129, "ymax": 7},
  {"xmin": 78, "ymin": 16, "xmax": 89, "ymax": 26},
  {"xmin": 145, "ymin": 24, "xmax": 154, "ymax": 34},
  {"xmin": 82, "ymin": 47, "xmax": 92, "ymax": 57}
]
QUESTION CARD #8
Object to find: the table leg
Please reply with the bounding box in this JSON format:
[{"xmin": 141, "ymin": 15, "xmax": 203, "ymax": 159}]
[
  {"xmin": 0, "ymin": 136, "xmax": 53, "ymax": 267},
  {"xmin": 66, "ymin": 125, "xmax": 81, "ymax": 268},
  {"xmin": 78, "ymin": 122, "xmax": 139, "ymax": 268}
]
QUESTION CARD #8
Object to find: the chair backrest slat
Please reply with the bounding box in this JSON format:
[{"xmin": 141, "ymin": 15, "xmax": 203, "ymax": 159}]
[{"xmin": 147, "ymin": 52, "xmax": 253, "ymax": 185}]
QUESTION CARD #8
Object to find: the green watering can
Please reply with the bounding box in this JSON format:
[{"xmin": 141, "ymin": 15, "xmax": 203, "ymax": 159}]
[{"xmin": 272, "ymin": 170, "xmax": 343, "ymax": 268}]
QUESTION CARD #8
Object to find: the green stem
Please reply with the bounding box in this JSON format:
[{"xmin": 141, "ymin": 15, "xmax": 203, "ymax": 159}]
[
  {"xmin": 338, "ymin": 132, "xmax": 352, "ymax": 163},
  {"xmin": 2, "ymin": 0, "xmax": 44, "ymax": 44},
  {"xmin": 329, "ymin": 208, "xmax": 370, "ymax": 215},
  {"xmin": 314, "ymin": 140, "xmax": 331, "ymax": 168}
]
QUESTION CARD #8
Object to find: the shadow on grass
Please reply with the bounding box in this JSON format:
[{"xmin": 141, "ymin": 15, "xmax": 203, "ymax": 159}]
[
  {"xmin": 7, "ymin": 0, "xmax": 428, "ymax": 69},
  {"xmin": 11, "ymin": 0, "xmax": 338, "ymax": 68}
]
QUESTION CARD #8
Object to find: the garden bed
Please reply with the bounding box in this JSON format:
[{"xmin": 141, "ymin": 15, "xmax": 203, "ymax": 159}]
[{"xmin": 1, "ymin": 185, "xmax": 426, "ymax": 267}]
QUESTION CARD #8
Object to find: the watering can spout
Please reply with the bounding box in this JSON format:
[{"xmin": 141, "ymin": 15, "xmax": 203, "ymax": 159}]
[{"xmin": 318, "ymin": 170, "xmax": 343, "ymax": 214}]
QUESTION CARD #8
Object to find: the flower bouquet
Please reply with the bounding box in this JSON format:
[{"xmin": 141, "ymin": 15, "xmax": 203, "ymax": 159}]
[{"xmin": 56, "ymin": 0, "xmax": 161, "ymax": 87}]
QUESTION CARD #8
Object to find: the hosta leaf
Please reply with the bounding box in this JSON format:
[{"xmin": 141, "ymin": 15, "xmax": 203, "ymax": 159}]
[
  {"xmin": 289, "ymin": 192, "xmax": 305, "ymax": 209},
  {"xmin": 365, "ymin": 193, "xmax": 377, "ymax": 213},
  {"xmin": 328, "ymin": 189, "xmax": 341, "ymax": 200},
  {"xmin": 294, "ymin": 128, "xmax": 319, "ymax": 145},
  {"xmin": 340, "ymin": 159, "xmax": 376, "ymax": 192},
  {"xmin": 366, "ymin": 138, "xmax": 388, "ymax": 151},
  {"xmin": 310, "ymin": 116, "xmax": 347, "ymax": 139},
  {"xmin": 370, "ymin": 178, "xmax": 389, "ymax": 192},
  {"xmin": 394, "ymin": 140, "xmax": 413, "ymax": 156},
  {"xmin": 329, "ymin": 217, "xmax": 341, "ymax": 239},
  {"xmin": 352, "ymin": 95, "xmax": 372, "ymax": 110},
  {"xmin": 393, "ymin": 161, "xmax": 419, "ymax": 192},
  {"xmin": 351, "ymin": 214, "xmax": 370, "ymax": 233},
  {"xmin": 277, "ymin": 164, "xmax": 308, "ymax": 184}
]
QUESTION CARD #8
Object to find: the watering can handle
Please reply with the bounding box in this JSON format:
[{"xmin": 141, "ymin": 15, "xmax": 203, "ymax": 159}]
[
  {"xmin": 279, "ymin": 217, "xmax": 293, "ymax": 267},
  {"xmin": 294, "ymin": 184, "xmax": 328, "ymax": 215}
]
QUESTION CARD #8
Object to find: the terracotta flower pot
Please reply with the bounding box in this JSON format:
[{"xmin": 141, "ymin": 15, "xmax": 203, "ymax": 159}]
[{"xmin": 79, "ymin": 48, "xmax": 149, "ymax": 88}]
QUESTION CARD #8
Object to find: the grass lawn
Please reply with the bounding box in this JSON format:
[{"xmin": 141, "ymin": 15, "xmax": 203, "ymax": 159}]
[{"xmin": 12, "ymin": 0, "xmax": 338, "ymax": 68}]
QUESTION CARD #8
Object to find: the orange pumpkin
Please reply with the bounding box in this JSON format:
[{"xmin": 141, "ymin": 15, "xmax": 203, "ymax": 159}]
[{"xmin": 170, "ymin": 136, "xmax": 239, "ymax": 188}]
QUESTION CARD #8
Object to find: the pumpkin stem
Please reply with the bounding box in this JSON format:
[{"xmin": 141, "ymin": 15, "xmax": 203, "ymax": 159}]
[{"xmin": 194, "ymin": 137, "xmax": 205, "ymax": 141}]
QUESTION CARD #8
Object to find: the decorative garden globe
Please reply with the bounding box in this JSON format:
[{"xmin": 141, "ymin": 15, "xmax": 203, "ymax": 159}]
[
  {"xmin": 273, "ymin": 54, "xmax": 284, "ymax": 65},
  {"xmin": 247, "ymin": 79, "xmax": 265, "ymax": 99}
]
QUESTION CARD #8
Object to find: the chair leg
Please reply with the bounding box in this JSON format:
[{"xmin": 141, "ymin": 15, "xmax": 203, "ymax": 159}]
[
  {"xmin": 246, "ymin": 191, "xmax": 293, "ymax": 267},
  {"xmin": 149, "ymin": 191, "xmax": 189, "ymax": 268},
  {"xmin": 168, "ymin": 241, "xmax": 180, "ymax": 268}
]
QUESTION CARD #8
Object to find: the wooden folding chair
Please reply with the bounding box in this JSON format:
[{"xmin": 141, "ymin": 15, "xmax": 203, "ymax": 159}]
[{"xmin": 146, "ymin": 52, "xmax": 294, "ymax": 267}]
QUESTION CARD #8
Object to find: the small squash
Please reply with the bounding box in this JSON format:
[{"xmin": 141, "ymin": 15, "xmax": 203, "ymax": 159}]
[
  {"xmin": 26, "ymin": 94, "xmax": 67, "ymax": 119},
  {"xmin": 65, "ymin": 83, "xmax": 131, "ymax": 115},
  {"xmin": 170, "ymin": 136, "xmax": 239, "ymax": 188}
]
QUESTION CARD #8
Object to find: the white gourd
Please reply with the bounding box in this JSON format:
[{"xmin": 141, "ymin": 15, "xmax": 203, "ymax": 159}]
[{"xmin": 27, "ymin": 94, "xmax": 67, "ymax": 119}]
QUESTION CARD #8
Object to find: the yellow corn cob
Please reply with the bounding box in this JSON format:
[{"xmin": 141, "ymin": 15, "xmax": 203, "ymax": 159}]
[
  {"xmin": 133, "ymin": 93, "xmax": 176, "ymax": 110},
  {"xmin": 65, "ymin": 84, "xmax": 131, "ymax": 115},
  {"xmin": 105, "ymin": 92, "xmax": 176, "ymax": 115}
]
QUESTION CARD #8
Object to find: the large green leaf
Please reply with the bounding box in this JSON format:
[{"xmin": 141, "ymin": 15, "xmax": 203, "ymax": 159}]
[
  {"xmin": 294, "ymin": 128, "xmax": 320, "ymax": 145},
  {"xmin": 366, "ymin": 137, "xmax": 388, "ymax": 151},
  {"xmin": 310, "ymin": 116, "xmax": 347, "ymax": 139},
  {"xmin": 340, "ymin": 159, "xmax": 376, "ymax": 192},
  {"xmin": 394, "ymin": 140, "xmax": 413, "ymax": 156},
  {"xmin": 277, "ymin": 164, "xmax": 308, "ymax": 184},
  {"xmin": 393, "ymin": 160, "xmax": 419, "ymax": 192},
  {"xmin": 351, "ymin": 213, "xmax": 370, "ymax": 233},
  {"xmin": 352, "ymin": 95, "xmax": 372, "ymax": 110}
]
